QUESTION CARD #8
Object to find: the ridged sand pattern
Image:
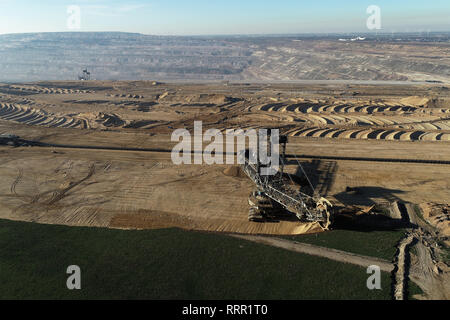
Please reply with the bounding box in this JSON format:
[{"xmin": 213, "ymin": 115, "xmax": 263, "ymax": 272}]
[
  {"xmin": 286, "ymin": 126, "xmax": 450, "ymax": 141},
  {"xmin": 0, "ymin": 103, "xmax": 84, "ymax": 128},
  {"xmin": 253, "ymin": 100, "xmax": 450, "ymax": 142},
  {"xmin": 1, "ymin": 88, "xmax": 449, "ymax": 142},
  {"xmin": 8, "ymin": 85, "xmax": 93, "ymax": 94}
]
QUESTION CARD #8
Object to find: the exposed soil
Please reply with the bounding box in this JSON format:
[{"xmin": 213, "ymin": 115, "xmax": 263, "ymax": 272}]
[{"xmin": 0, "ymin": 81, "xmax": 449, "ymax": 299}]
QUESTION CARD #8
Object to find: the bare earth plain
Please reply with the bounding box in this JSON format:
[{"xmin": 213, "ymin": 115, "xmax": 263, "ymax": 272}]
[{"xmin": 0, "ymin": 81, "xmax": 449, "ymax": 236}]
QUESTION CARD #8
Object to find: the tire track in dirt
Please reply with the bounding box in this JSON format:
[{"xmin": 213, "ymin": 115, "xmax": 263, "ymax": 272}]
[
  {"xmin": 46, "ymin": 164, "xmax": 95, "ymax": 206},
  {"xmin": 10, "ymin": 168, "xmax": 23, "ymax": 195}
]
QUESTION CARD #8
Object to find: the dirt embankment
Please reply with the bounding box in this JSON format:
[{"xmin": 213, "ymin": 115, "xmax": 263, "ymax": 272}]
[
  {"xmin": 419, "ymin": 203, "xmax": 450, "ymax": 242},
  {"xmin": 223, "ymin": 166, "xmax": 247, "ymax": 178},
  {"xmin": 393, "ymin": 233, "xmax": 415, "ymax": 300},
  {"xmin": 399, "ymin": 203, "xmax": 450, "ymax": 300}
]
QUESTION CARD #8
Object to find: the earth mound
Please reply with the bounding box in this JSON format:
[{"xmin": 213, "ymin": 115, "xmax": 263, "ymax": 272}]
[
  {"xmin": 419, "ymin": 203, "xmax": 450, "ymax": 241},
  {"xmin": 400, "ymin": 96, "xmax": 430, "ymax": 106},
  {"xmin": 223, "ymin": 166, "xmax": 247, "ymax": 178}
]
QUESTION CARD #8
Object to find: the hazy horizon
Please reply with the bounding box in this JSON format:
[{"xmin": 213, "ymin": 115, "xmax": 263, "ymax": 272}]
[
  {"xmin": 2, "ymin": 30, "xmax": 450, "ymax": 38},
  {"xmin": 0, "ymin": 0, "xmax": 449, "ymax": 36}
]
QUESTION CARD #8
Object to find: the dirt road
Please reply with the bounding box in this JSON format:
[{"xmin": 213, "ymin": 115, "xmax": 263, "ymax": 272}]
[{"xmin": 231, "ymin": 234, "xmax": 394, "ymax": 272}]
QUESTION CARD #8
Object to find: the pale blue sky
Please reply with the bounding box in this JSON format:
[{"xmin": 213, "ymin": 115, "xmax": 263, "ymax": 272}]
[{"xmin": 0, "ymin": 0, "xmax": 449, "ymax": 35}]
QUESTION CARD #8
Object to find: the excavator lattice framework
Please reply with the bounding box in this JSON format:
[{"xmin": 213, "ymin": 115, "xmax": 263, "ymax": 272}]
[{"xmin": 241, "ymin": 132, "xmax": 332, "ymax": 230}]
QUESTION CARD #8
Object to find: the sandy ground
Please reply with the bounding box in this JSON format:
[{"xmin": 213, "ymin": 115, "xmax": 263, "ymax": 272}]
[
  {"xmin": 0, "ymin": 139, "xmax": 448, "ymax": 235},
  {"xmin": 0, "ymin": 146, "xmax": 322, "ymax": 235},
  {"xmin": 1, "ymin": 81, "xmax": 449, "ymax": 301},
  {"xmin": 0, "ymin": 81, "xmax": 449, "ymax": 236}
]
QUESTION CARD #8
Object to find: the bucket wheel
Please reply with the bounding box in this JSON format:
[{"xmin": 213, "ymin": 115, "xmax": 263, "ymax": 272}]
[{"xmin": 317, "ymin": 197, "xmax": 333, "ymax": 230}]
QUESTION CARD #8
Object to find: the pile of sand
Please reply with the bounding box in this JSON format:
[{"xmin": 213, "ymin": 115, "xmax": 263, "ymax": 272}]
[
  {"xmin": 419, "ymin": 203, "xmax": 450, "ymax": 239},
  {"xmin": 76, "ymin": 112, "xmax": 125, "ymax": 127},
  {"xmin": 108, "ymin": 93, "xmax": 144, "ymax": 99},
  {"xmin": 157, "ymin": 91, "xmax": 170, "ymax": 101},
  {"xmin": 194, "ymin": 94, "xmax": 239, "ymax": 104},
  {"xmin": 161, "ymin": 93, "xmax": 237, "ymax": 104},
  {"xmin": 400, "ymin": 96, "xmax": 429, "ymax": 106},
  {"xmin": 223, "ymin": 166, "xmax": 247, "ymax": 178},
  {"xmin": 77, "ymin": 112, "xmax": 100, "ymax": 120},
  {"xmin": 426, "ymin": 98, "xmax": 450, "ymax": 109},
  {"xmin": 97, "ymin": 113, "xmax": 125, "ymax": 127}
]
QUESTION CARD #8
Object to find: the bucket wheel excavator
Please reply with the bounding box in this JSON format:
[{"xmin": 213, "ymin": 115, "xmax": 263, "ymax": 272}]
[{"xmin": 241, "ymin": 132, "xmax": 333, "ymax": 230}]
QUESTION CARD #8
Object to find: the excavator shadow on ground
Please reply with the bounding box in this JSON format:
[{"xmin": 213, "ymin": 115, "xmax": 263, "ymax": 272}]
[
  {"xmin": 246, "ymin": 158, "xmax": 413, "ymax": 232},
  {"xmin": 291, "ymin": 159, "xmax": 413, "ymax": 232},
  {"xmin": 287, "ymin": 159, "xmax": 412, "ymax": 232},
  {"xmin": 333, "ymin": 186, "xmax": 415, "ymax": 232},
  {"xmin": 290, "ymin": 159, "xmax": 338, "ymax": 198}
]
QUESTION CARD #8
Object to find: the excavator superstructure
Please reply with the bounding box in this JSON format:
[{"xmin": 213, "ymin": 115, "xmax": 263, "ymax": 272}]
[{"xmin": 241, "ymin": 131, "xmax": 332, "ymax": 230}]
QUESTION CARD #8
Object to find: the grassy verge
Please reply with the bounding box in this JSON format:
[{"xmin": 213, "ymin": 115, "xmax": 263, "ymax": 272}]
[
  {"xmin": 408, "ymin": 280, "xmax": 424, "ymax": 300},
  {"xmin": 440, "ymin": 246, "xmax": 450, "ymax": 264},
  {"xmin": 281, "ymin": 229, "xmax": 406, "ymax": 261},
  {"xmin": 413, "ymin": 204, "xmax": 430, "ymax": 226},
  {"xmin": 0, "ymin": 219, "xmax": 392, "ymax": 300},
  {"xmin": 280, "ymin": 230, "xmax": 424, "ymax": 299}
]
